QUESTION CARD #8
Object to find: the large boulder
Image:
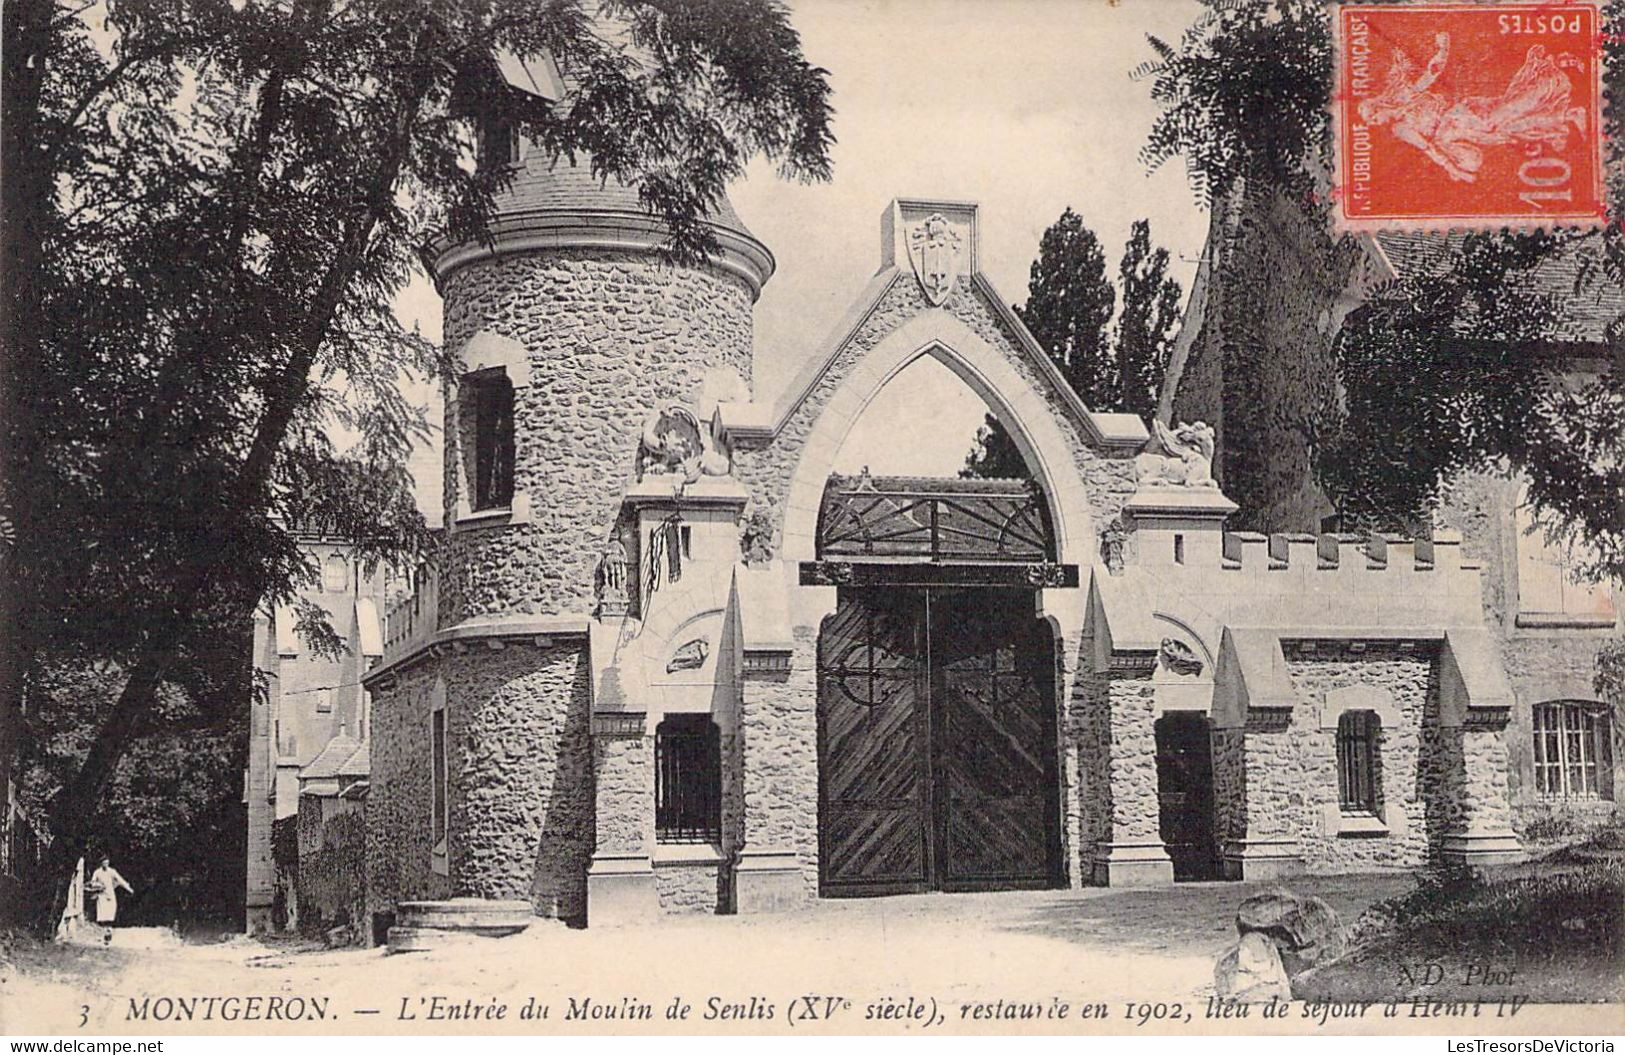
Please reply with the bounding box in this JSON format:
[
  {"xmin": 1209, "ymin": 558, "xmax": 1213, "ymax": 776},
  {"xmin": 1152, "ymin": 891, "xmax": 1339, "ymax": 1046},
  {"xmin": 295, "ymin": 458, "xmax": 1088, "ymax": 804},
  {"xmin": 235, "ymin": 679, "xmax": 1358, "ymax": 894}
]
[
  {"xmin": 1236, "ymin": 889, "xmax": 1345, "ymax": 975},
  {"xmin": 1214, "ymin": 930, "xmax": 1292, "ymax": 1002}
]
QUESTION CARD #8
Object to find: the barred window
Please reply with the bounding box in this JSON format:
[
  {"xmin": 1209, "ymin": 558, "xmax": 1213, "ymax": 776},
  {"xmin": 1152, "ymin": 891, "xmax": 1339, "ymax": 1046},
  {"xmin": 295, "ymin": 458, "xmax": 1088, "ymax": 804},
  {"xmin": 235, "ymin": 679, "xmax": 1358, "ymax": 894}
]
[
  {"xmin": 1533, "ymin": 702, "xmax": 1611, "ymax": 799},
  {"xmin": 655, "ymin": 715, "xmax": 721, "ymax": 844},
  {"xmin": 470, "ymin": 371, "xmax": 515, "ymax": 511},
  {"xmin": 1337, "ymin": 710, "xmax": 1379, "ymax": 814}
]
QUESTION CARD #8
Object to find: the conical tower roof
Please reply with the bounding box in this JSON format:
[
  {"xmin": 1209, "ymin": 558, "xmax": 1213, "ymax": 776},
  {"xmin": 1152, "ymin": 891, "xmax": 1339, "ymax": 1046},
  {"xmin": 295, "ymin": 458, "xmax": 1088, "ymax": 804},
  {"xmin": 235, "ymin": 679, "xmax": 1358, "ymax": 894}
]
[{"xmin": 496, "ymin": 153, "xmax": 759, "ymax": 244}]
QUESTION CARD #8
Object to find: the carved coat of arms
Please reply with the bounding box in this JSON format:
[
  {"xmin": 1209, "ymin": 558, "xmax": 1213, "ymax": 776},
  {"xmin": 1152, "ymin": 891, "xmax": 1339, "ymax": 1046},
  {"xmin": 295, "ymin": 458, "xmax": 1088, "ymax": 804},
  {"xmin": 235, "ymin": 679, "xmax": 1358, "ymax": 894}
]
[{"xmin": 907, "ymin": 213, "xmax": 962, "ymax": 306}]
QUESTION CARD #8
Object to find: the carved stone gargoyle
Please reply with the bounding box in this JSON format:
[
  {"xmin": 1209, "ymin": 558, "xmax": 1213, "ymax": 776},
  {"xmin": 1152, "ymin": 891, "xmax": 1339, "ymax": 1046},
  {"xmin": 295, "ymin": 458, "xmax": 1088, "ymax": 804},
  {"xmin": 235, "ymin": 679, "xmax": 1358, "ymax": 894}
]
[
  {"xmin": 1137, "ymin": 420, "xmax": 1218, "ymax": 489},
  {"xmin": 739, "ymin": 506, "xmax": 776, "ymax": 567},
  {"xmin": 638, "ymin": 405, "xmax": 731, "ymax": 482},
  {"xmin": 594, "ymin": 533, "xmax": 630, "ymax": 618},
  {"xmin": 1160, "ymin": 637, "xmax": 1204, "ymax": 677}
]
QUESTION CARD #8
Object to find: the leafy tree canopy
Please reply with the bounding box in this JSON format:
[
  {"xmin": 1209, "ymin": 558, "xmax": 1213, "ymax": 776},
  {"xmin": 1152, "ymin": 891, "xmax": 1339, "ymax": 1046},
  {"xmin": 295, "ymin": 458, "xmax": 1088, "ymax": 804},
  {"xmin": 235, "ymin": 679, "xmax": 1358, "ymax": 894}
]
[
  {"xmin": 1138, "ymin": 0, "xmax": 1623, "ymax": 582},
  {"xmin": 1, "ymin": 0, "xmax": 835, "ymax": 912},
  {"xmin": 964, "ymin": 213, "xmax": 1181, "ymax": 478}
]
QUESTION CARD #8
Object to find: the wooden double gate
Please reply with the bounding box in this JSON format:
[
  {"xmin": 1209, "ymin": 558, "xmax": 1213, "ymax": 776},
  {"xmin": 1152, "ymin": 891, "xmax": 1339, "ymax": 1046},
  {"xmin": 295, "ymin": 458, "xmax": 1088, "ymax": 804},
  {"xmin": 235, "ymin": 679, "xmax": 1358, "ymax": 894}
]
[{"xmin": 816, "ymin": 587, "xmax": 1062, "ymax": 895}]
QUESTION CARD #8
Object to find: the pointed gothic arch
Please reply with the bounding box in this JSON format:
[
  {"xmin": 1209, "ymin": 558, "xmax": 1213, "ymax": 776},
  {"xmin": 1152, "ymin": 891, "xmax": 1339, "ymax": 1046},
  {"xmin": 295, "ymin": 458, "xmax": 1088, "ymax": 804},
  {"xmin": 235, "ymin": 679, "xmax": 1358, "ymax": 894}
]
[{"xmin": 778, "ymin": 310, "xmax": 1095, "ymax": 574}]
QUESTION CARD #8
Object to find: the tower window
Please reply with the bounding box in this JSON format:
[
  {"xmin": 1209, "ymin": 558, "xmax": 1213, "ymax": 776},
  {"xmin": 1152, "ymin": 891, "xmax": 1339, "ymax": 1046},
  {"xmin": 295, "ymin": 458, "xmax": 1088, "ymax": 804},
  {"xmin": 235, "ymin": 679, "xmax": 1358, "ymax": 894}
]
[
  {"xmin": 1173, "ymin": 534, "xmax": 1185, "ymax": 565},
  {"xmin": 1533, "ymin": 702, "xmax": 1611, "ymax": 799},
  {"xmin": 1336, "ymin": 710, "xmax": 1379, "ymax": 814},
  {"xmin": 655, "ymin": 714, "xmax": 721, "ymax": 844},
  {"xmin": 470, "ymin": 371, "xmax": 515, "ymax": 511},
  {"xmin": 479, "ymin": 116, "xmax": 520, "ymax": 170}
]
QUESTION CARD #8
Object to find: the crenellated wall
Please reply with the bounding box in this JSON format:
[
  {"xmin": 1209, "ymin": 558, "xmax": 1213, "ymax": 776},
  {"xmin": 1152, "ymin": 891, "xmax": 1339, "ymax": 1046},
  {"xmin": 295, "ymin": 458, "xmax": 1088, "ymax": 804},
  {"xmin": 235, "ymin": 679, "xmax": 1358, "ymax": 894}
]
[{"xmin": 1087, "ymin": 487, "xmax": 1525, "ymax": 883}]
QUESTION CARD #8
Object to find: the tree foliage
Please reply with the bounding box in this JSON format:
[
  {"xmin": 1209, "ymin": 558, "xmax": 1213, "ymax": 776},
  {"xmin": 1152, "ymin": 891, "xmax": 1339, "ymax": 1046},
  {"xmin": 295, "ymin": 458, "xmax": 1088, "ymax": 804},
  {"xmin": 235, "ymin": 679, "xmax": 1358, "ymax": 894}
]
[
  {"xmin": 1319, "ymin": 234, "xmax": 1625, "ymax": 575},
  {"xmin": 1137, "ymin": 0, "xmax": 1334, "ymax": 206},
  {"xmin": 1019, "ymin": 207, "xmax": 1117, "ymax": 409},
  {"xmin": 963, "ymin": 213, "xmax": 1181, "ymax": 478},
  {"xmin": 1139, "ymin": 0, "xmax": 1624, "ymax": 582},
  {"xmin": 1, "ymin": 0, "xmax": 834, "ymax": 921},
  {"xmin": 20, "ymin": 657, "xmax": 248, "ymax": 924},
  {"xmin": 1114, "ymin": 219, "xmax": 1184, "ymax": 419}
]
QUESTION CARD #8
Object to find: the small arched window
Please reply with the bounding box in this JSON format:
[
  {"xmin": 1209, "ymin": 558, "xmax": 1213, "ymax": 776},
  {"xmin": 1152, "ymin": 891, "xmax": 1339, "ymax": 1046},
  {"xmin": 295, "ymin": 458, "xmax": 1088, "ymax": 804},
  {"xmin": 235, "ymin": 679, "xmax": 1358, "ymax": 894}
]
[{"xmin": 1336, "ymin": 711, "xmax": 1379, "ymax": 815}]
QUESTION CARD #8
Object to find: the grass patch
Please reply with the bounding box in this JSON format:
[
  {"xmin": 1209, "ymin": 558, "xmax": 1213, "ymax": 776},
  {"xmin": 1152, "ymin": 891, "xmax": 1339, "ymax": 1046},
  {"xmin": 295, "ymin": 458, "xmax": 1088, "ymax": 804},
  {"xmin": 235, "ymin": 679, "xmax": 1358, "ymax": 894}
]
[
  {"xmin": 1297, "ymin": 856, "xmax": 1623, "ymax": 1004},
  {"xmin": 0, "ymin": 929, "xmax": 131, "ymax": 988}
]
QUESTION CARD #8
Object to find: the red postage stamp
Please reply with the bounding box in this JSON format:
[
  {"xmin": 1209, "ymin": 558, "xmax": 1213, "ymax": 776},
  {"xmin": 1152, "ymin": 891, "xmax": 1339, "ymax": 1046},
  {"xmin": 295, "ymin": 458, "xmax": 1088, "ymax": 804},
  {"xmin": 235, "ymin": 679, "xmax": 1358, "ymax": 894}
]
[{"xmin": 1335, "ymin": 3, "xmax": 1604, "ymax": 228}]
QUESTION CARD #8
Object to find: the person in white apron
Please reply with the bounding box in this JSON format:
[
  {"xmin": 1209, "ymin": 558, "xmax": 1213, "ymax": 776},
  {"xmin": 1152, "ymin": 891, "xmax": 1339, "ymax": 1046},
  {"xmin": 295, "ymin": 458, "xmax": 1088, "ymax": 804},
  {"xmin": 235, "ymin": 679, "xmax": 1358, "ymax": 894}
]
[{"xmin": 87, "ymin": 857, "xmax": 133, "ymax": 946}]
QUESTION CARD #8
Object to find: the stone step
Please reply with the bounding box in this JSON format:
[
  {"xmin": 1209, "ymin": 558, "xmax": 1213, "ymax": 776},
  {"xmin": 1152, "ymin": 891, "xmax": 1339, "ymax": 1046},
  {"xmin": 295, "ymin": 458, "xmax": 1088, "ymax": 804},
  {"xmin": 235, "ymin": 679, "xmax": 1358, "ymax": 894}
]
[
  {"xmin": 387, "ymin": 898, "xmax": 533, "ymax": 954},
  {"xmin": 57, "ymin": 924, "xmax": 182, "ymax": 949}
]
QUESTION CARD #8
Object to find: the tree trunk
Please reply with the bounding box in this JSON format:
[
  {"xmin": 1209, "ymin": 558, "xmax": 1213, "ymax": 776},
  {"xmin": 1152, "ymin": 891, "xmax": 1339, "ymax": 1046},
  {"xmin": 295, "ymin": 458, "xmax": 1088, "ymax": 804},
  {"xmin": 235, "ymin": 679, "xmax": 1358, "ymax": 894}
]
[
  {"xmin": 33, "ymin": 23, "xmax": 441, "ymax": 931},
  {"xmin": 2, "ymin": 0, "xmax": 59, "ymax": 909}
]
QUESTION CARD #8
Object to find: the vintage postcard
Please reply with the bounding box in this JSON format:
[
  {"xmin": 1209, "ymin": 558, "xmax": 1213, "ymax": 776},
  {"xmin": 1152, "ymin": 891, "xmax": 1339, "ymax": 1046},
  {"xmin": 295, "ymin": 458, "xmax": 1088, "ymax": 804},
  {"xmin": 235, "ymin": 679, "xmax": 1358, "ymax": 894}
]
[{"xmin": 1, "ymin": 0, "xmax": 1621, "ymax": 1044}]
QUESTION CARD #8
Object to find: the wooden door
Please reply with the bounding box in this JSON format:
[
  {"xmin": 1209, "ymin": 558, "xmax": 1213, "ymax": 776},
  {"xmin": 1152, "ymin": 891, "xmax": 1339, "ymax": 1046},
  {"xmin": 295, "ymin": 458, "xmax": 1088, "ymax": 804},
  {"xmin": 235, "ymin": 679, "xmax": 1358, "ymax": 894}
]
[
  {"xmin": 1154, "ymin": 712, "xmax": 1219, "ymax": 881},
  {"xmin": 932, "ymin": 590, "xmax": 1060, "ymax": 889},
  {"xmin": 817, "ymin": 589, "xmax": 929, "ymax": 895}
]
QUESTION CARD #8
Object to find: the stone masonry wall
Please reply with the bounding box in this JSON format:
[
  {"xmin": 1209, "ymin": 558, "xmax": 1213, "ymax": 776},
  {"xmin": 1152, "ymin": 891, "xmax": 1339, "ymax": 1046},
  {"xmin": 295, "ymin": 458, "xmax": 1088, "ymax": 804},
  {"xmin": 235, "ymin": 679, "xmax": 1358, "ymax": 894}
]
[
  {"xmin": 1050, "ymin": 623, "xmax": 1081, "ymax": 888},
  {"xmin": 454, "ymin": 644, "xmax": 593, "ymax": 921},
  {"xmin": 439, "ymin": 249, "xmax": 755, "ymax": 624},
  {"xmin": 720, "ymin": 725, "xmax": 744, "ymax": 908},
  {"xmin": 366, "ymin": 668, "xmax": 452, "ymax": 934},
  {"xmin": 654, "ymin": 864, "xmax": 722, "ymax": 913},
  {"xmin": 1238, "ymin": 721, "xmax": 1298, "ymax": 848},
  {"xmin": 1439, "ymin": 470, "xmax": 1621, "ymax": 840},
  {"xmin": 1210, "ymin": 728, "xmax": 1246, "ymax": 851},
  {"xmin": 590, "ymin": 734, "xmax": 648, "ymax": 859},
  {"xmin": 367, "ymin": 643, "xmax": 593, "ymax": 929},
  {"xmin": 739, "ymin": 626, "xmax": 820, "ymax": 898},
  {"xmin": 1105, "ymin": 674, "xmax": 1160, "ymax": 846},
  {"xmin": 1066, "ymin": 648, "xmax": 1111, "ymax": 887},
  {"xmin": 1280, "ymin": 644, "xmax": 1435, "ymax": 871},
  {"xmin": 733, "ymin": 275, "xmax": 1139, "ymax": 559}
]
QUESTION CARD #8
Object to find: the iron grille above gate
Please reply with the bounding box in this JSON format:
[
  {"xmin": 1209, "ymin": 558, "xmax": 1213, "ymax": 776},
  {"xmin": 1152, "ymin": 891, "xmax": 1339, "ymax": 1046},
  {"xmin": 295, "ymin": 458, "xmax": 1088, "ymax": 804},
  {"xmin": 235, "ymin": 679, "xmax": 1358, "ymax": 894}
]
[{"xmin": 816, "ymin": 474, "xmax": 1055, "ymax": 563}]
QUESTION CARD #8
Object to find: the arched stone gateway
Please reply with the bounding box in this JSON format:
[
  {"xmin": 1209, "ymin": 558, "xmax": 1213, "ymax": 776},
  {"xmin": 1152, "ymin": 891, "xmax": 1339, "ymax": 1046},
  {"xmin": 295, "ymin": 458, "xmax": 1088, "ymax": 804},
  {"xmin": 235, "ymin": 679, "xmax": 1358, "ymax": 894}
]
[{"xmin": 355, "ymin": 194, "xmax": 1531, "ymax": 937}]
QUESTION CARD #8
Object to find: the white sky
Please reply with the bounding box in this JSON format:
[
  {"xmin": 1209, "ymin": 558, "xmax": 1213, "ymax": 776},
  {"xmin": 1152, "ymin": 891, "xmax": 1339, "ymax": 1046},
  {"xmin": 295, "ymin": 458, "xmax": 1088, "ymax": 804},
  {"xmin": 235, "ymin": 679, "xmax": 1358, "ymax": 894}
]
[{"xmin": 396, "ymin": 0, "xmax": 1211, "ymax": 489}]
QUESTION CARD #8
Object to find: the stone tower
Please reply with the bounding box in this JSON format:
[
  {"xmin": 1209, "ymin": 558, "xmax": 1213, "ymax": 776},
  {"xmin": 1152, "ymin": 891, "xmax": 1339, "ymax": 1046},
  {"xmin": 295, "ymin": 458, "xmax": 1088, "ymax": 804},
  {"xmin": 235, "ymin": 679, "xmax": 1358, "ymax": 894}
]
[
  {"xmin": 360, "ymin": 139, "xmax": 774, "ymax": 927},
  {"xmin": 433, "ymin": 155, "xmax": 774, "ymax": 625}
]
